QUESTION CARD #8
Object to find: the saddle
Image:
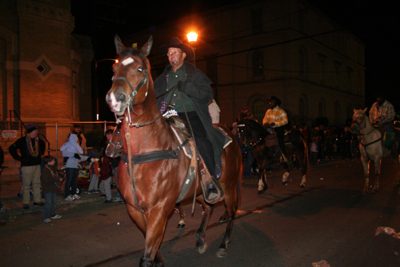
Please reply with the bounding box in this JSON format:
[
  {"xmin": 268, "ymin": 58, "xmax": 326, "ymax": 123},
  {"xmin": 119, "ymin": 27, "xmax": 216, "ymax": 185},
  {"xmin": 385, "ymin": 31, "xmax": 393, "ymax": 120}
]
[{"xmin": 169, "ymin": 116, "xmax": 225, "ymax": 204}]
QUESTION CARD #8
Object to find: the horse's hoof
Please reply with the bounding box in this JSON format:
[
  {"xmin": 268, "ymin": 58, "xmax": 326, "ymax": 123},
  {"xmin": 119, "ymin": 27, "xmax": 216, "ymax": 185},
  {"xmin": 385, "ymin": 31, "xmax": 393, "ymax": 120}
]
[
  {"xmin": 396, "ymin": 182, "xmax": 400, "ymax": 188},
  {"xmin": 219, "ymin": 216, "xmax": 227, "ymax": 223},
  {"xmin": 282, "ymin": 181, "xmax": 288, "ymax": 186},
  {"xmin": 363, "ymin": 190, "xmax": 368, "ymax": 195},
  {"xmin": 300, "ymin": 184, "xmax": 305, "ymax": 188},
  {"xmin": 216, "ymin": 248, "xmax": 228, "ymax": 258},
  {"xmin": 258, "ymin": 190, "xmax": 265, "ymax": 195},
  {"xmin": 197, "ymin": 242, "xmax": 208, "ymax": 254},
  {"xmin": 177, "ymin": 223, "xmax": 185, "ymax": 229}
]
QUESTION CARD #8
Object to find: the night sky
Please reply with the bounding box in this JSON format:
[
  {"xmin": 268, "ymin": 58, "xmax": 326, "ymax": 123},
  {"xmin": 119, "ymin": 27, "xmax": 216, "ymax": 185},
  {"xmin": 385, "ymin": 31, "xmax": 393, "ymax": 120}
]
[{"xmin": 71, "ymin": 0, "xmax": 399, "ymax": 121}]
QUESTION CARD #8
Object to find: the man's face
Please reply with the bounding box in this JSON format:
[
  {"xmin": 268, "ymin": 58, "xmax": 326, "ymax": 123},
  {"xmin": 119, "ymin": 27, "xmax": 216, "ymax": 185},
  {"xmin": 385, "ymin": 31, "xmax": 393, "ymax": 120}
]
[
  {"xmin": 74, "ymin": 127, "xmax": 81, "ymax": 133},
  {"xmin": 28, "ymin": 129, "xmax": 38, "ymax": 138},
  {"xmin": 167, "ymin": 47, "xmax": 186, "ymax": 70},
  {"xmin": 270, "ymin": 100, "xmax": 277, "ymax": 108}
]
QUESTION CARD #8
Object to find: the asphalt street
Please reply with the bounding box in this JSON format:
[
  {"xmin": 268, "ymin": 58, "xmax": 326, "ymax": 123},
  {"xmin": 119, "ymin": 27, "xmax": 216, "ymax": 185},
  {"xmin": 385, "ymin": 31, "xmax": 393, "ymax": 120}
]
[{"xmin": 1, "ymin": 157, "xmax": 400, "ymax": 267}]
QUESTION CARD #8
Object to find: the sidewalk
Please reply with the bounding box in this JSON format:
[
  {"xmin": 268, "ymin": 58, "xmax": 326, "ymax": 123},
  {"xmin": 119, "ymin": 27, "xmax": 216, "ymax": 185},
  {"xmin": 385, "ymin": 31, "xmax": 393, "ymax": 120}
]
[{"xmin": 0, "ymin": 175, "xmax": 118, "ymax": 219}]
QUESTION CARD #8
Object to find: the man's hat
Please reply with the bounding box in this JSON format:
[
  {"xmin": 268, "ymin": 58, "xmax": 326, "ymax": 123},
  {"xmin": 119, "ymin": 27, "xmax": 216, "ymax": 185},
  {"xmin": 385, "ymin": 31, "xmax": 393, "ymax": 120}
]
[
  {"xmin": 269, "ymin": 96, "xmax": 281, "ymax": 105},
  {"xmin": 159, "ymin": 38, "xmax": 194, "ymax": 61},
  {"xmin": 26, "ymin": 123, "xmax": 37, "ymax": 133}
]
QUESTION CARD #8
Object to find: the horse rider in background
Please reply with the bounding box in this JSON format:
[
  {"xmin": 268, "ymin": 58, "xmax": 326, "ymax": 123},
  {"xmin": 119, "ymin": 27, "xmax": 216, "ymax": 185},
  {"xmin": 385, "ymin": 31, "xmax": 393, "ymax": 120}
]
[
  {"xmin": 369, "ymin": 94, "xmax": 395, "ymax": 133},
  {"xmin": 369, "ymin": 94, "xmax": 397, "ymax": 154},
  {"xmin": 262, "ymin": 96, "xmax": 289, "ymax": 161}
]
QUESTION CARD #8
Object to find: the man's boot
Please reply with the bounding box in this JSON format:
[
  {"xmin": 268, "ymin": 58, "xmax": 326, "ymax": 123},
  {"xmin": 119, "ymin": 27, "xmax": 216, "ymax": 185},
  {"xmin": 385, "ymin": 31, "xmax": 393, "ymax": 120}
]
[{"xmin": 206, "ymin": 182, "xmax": 219, "ymax": 201}]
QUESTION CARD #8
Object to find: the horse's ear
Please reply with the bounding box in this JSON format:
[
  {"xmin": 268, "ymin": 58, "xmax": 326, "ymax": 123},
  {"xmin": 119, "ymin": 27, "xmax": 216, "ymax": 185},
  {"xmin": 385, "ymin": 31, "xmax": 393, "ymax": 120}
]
[
  {"xmin": 114, "ymin": 35, "xmax": 125, "ymax": 55},
  {"xmin": 363, "ymin": 107, "xmax": 368, "ymax": 114},
  {"xmin": 140, "ymin": 36, "xmax": 153, "ymax": 57}
]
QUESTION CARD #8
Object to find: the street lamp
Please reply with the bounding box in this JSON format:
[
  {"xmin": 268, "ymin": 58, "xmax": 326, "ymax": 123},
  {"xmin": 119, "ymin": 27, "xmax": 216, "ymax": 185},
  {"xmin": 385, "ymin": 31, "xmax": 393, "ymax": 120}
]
[
  {"xmin": 94, "ymin": 58, "xmax": 118, "ymax": 120},
  {"xmin": 187, "ymin": 32, "xmax": 198, "ymax": 67}
]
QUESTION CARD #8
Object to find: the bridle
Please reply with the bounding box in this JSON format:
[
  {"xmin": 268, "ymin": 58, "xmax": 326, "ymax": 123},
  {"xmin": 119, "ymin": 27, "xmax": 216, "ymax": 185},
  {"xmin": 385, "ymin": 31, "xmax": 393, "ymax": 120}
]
[
  {"xmin": 112, "ymin": 53, "xmax": 161, "ymax": 128},
  {"xmin": 352, "ymin": 111, "xmax": 381, "ymax": 151}
]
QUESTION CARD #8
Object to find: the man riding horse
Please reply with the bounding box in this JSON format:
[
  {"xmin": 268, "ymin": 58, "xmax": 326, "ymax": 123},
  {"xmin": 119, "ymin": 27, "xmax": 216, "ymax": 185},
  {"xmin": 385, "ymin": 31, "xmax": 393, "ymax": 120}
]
[
  {"xmin": 369, "ymin": 93, "xmax": 397, "ymax": 155},
  {"xmin": 154, "ymin": 37, "xmax": 225, "ymax": 202},
  {"xmin": 262, "ymin": 95, "xmax": 289, "ymax": 162}
]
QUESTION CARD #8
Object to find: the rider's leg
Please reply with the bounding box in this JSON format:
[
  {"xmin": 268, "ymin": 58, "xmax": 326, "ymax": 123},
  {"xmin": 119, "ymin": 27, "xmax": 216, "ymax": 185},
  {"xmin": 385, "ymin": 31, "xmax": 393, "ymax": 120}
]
[{"xmin": 179, "ymin": 112, "xmax": 218, "ymax": 200}]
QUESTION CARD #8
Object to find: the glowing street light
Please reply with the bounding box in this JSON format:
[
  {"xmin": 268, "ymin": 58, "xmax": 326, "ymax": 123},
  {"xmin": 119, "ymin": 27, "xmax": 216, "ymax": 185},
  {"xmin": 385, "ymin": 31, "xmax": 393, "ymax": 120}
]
[{"xmin": 187, "ymin": 32, "xmax": 198, "ymax": 67}]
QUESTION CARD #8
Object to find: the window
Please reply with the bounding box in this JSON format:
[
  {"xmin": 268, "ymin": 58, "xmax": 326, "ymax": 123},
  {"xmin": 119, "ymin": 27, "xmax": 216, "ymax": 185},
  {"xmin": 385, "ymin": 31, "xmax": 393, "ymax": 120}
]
[
  {"xmin": 252, "ymin": 50, "xmax": 264, "ymax": 77},
  {"xmin": 299, "ymin": 94, "xmax": 308, "ymax": 119},
  {"xmin": 251, "ymin": 9, "xmax": 263, "ymax": 34},
  {"xmin": 334, "ymin": 101, "xmax": 341, "ymax": 125},
  {"xmin": 37, "ymin": 60, "xmax": 51, "ymax": 76},
  {"xmin": 252, "ymin": 99, "xmax": 267, "ymax": 123},
  {"xmin": 299, "ymin": 46, "xmax": 307, "ymax": 78},
  {"xmin": 318, "ymin": 54, "xmax": 327, "ymax": 83},
  {"xmin": 334, "ymin": 61, "xmax": 341, "ymax": 89},
  {"xmin": 318, "ymin": 97, "xmax": 326, "ymax": 117}
]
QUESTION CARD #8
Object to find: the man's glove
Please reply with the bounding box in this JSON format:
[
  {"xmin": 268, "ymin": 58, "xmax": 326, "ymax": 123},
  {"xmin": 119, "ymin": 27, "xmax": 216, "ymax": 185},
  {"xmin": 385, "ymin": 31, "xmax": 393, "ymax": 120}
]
[
  {"xmin": 74, "ymin": 153, "xmax": 80, "ymax": 159},
  {"xmin": 177, "ymin": 81, "xmax": 187, "ymax": 93}
]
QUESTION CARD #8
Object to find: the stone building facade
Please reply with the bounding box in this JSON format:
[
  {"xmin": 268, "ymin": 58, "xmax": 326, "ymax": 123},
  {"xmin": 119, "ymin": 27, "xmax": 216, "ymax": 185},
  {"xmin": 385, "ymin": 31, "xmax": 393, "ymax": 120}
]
[
  {"xmin": 0, "ymin": 0, "xmax": 94, "ymax": 126},
  {"xmin": 127, "ymin": 0, "xmax": 365, "ymax": 127}
]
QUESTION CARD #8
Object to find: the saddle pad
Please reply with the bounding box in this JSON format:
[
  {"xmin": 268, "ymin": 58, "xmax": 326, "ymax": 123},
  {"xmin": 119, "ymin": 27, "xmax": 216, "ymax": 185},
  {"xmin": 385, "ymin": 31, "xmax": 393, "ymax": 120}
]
[
  {"xmin": 170, "ymin": 125, "xmax": 193, "ymax": 159},
  {"xmin": 215, "ymin": 125, "xmax": 233, "ymax": 149}
]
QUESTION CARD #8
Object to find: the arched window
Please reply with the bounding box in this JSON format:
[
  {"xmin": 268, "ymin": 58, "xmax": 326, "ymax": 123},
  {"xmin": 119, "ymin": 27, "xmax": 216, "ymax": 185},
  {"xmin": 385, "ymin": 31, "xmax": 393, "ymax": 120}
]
[
  {"xmin": 252, "ymin": 99, "xmax": 267, "ymax": 123},
  {"xmin": 347, "ymin": 104, "xmax": 353, "ymax": 120},
  {"xmin": 299, "ymin": 46, "xmax": 307, "ymax": 78},
  {"xmin": 334, "ymin": 101, "xmax": 341, "ymax": 125},
  {"xmin": 299, "ymin": 94, "xmax": 308, "ymax": 119},
  {"xmin": 252, "ymin": 50, "xmax": 264, "ymax": 77},
  {"xmin": 318, "ymin": 97, "xmax": 326, "ymax": 117}
]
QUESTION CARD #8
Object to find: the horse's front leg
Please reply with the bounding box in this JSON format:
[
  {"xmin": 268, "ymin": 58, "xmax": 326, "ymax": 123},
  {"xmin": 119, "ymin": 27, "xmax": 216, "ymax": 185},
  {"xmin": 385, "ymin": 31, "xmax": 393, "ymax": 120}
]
[
  {"xmin": 258, "ymin": 169, "xmax": 268, "ymax": 194},
  {"xmin": 140, "ymin": 207, "xmax": 169, "ymax": 267},
  {"xmin": 175, "ymin": 203, "xmax": 186, "ymax": 228},
  {"xmin": 361, "ymin": 157, "xmax": 370, "ymax": 194},
  {"xmin": 372, "ymin": 159, "xmax": 381, "ymax": 193}
]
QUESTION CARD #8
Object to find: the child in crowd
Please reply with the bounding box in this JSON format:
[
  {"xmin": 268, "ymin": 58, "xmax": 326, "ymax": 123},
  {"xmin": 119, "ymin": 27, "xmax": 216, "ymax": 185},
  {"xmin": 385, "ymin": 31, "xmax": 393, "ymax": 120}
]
[
  {"xmin": 40, "ymin": 155, "xmax": 62, "ymax": 223},
  {"xmin": 87, "ymin": 158, "xmax": 100, "ymax": 194},
  {"xmin": 310, "ymin": 137, "xmax": 319, "ymax": 164}
]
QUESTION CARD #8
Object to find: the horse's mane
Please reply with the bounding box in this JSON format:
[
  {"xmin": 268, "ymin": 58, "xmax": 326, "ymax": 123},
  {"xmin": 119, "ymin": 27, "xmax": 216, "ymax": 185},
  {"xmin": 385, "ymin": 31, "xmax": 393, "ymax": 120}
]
[{"xmin": 243, "ymin": 119, "xmax": 269, "ymax": 137}]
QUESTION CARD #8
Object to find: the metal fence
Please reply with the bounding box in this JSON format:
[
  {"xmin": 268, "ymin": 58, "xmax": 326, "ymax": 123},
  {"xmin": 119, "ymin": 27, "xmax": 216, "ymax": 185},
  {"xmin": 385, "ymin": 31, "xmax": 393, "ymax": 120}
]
[{"xmin": 0, "ymin": 121, "xmax": 116, "ymax": 182}]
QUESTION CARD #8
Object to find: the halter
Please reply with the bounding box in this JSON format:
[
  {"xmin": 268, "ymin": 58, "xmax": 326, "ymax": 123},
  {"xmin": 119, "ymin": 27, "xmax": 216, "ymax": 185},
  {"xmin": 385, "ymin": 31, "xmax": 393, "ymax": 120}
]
[
  {"xmin": 352, "ymin": 111, "xmax": 382, "ymax": 157},
  {"xmin": 112, "ymin": 53, "xmax": 162, "ymax": 128}
]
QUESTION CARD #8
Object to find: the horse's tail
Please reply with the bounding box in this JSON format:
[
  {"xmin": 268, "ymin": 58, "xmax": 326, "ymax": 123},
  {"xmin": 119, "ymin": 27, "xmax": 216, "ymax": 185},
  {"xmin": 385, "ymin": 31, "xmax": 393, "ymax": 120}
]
[
  {"xmin": 235, "ymin": 163, "xmax": 243, "ymax": 210},
  {"xmin": 302, "ymin": 136, "xmax": 310, "ymax": 176}
]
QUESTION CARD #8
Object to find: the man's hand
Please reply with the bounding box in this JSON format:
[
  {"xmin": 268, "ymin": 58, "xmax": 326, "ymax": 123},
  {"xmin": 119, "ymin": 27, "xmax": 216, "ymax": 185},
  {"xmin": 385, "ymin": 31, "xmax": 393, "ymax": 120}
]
[{"xmin": 74, "ymin": 153, "xmax": 80, "ymax": 159}]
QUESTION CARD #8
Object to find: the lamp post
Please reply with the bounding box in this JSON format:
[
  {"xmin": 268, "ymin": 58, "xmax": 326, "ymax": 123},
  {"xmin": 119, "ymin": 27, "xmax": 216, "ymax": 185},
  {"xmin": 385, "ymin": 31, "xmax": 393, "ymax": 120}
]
[
  {"xmin": 94, "ymin": 58, "xmax": 118, "ymax": 120},
  {"xmin": 187, "ymin": 32, "xmax": 198, "ymax": 67}
]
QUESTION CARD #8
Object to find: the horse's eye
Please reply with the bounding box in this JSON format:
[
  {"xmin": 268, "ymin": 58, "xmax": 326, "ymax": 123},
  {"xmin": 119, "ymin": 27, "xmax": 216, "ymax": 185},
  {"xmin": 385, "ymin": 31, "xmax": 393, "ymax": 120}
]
[
  {"xmin": 111, "ymin": 76, "xmax": 114, "ymax": 81},
  {"xmin": 138, "ymin": 67, "xmax": 143, "ymax": 73}
]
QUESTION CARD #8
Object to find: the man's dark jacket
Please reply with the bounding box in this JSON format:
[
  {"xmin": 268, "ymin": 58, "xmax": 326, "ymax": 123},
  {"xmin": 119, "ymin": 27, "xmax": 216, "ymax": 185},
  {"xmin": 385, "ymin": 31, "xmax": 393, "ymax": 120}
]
[
  {"xmin": 154, "ymin": 62, "xmax": 225, "ymax": 174},
  {"xmin": 9, "ymin": 136, "xmax": 46, "ymax": 166}
]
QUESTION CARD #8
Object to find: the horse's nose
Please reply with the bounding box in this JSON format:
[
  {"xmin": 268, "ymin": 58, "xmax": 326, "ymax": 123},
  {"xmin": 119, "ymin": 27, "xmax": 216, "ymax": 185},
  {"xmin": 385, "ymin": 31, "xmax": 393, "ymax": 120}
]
[{"xmin": 116, "ymin": 92, "xmax": 126, "ymax": 103}]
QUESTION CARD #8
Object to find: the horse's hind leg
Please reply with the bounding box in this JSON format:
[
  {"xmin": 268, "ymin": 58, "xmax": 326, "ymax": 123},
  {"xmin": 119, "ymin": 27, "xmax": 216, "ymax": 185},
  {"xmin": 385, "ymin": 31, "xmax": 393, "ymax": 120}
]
[
  {"xmin": 195, "ymin": 198, "xmax": 213, "ymax": 254},
  {"xmin": 373, "ymin": 159, "xmax": 381, "ymax": 193}
]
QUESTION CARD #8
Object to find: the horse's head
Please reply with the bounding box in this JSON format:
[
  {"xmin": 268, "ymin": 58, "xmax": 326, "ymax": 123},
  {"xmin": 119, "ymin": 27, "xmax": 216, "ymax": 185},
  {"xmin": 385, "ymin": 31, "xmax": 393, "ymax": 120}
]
[
  {"xmin": 237, "ymin": 119, "xmax": 268, "ymax": 149},
  {"xmin": 350, "ymin": 108, "xmax": 368, "ymax": 134},
  {"xmin": 106, "ymin": 35, "xmax": 153, "ymax": 117}
]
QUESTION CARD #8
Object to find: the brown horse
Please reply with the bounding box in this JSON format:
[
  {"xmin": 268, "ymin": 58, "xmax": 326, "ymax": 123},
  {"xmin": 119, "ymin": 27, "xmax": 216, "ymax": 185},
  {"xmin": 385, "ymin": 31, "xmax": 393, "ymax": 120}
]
[
  {"xmin": 237, "ymin": 119, "xmax": 309, "ymax": 193},
  {"xmin": 350, "ymin": 108, "xmax": 400, "ymax": 193},
  {"xmin": 105, "ymin": 36, "xmax": 242, "ymax": 267}
]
